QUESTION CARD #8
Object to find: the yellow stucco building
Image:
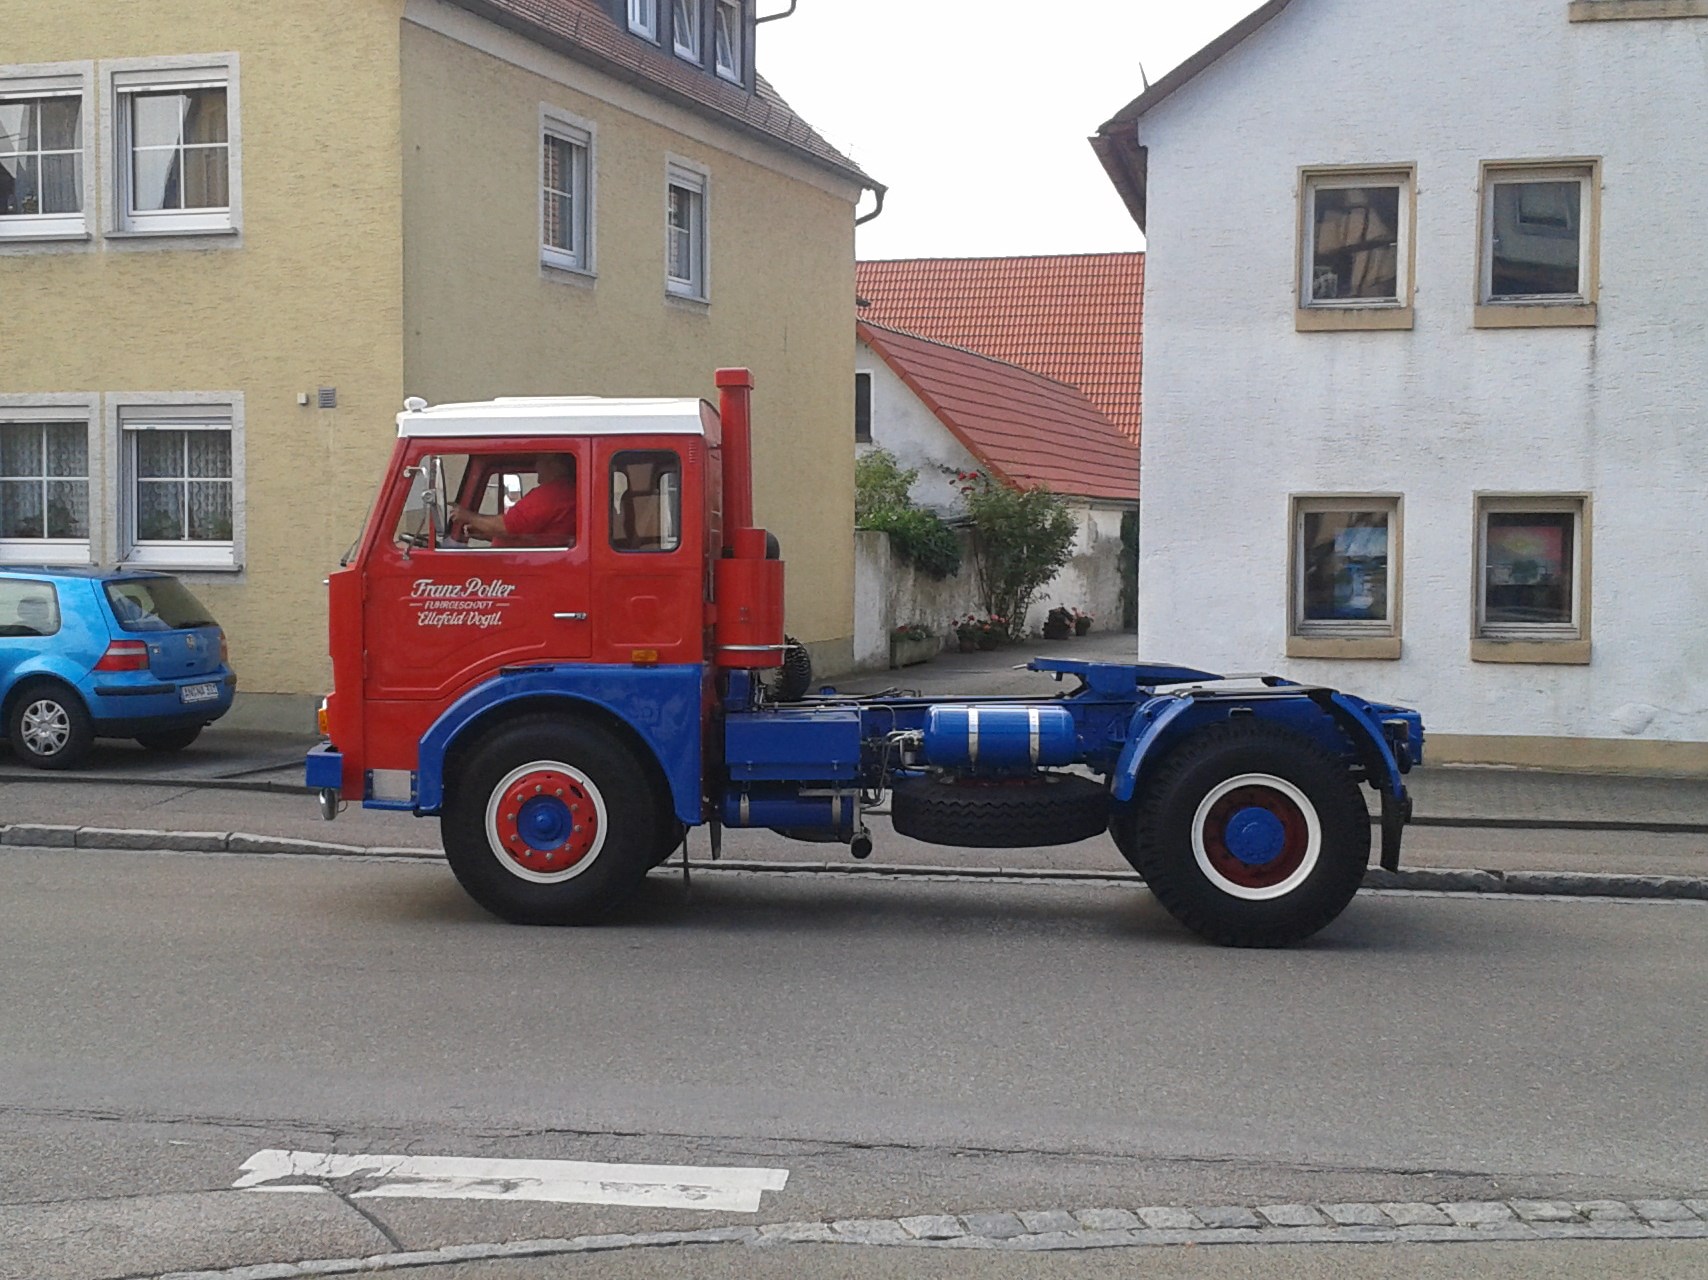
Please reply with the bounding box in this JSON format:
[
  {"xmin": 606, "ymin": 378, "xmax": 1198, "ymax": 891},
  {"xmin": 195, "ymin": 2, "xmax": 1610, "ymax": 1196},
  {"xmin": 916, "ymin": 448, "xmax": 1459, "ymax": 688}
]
[{"xmin": 0, "ymin": 0, "xmax": 876, "ymax": 727}]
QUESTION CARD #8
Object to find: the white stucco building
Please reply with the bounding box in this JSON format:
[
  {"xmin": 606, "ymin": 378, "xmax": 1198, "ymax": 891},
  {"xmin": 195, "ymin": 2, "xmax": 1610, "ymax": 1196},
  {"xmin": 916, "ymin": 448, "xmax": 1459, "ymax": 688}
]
[{"xmin": 1094, "ymin": 0, "xmax": 1708, "ymax": 772}]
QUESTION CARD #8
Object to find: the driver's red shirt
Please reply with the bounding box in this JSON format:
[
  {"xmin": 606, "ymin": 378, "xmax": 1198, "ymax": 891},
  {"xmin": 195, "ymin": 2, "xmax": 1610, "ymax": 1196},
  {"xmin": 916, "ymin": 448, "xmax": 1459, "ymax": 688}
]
[{"xmin": 497, "ymin": 480, "xmax": 577, "ymax": 547}]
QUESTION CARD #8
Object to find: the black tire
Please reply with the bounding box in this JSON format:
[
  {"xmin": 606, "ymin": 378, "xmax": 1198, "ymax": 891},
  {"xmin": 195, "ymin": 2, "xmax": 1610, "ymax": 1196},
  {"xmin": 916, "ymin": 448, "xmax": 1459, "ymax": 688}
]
[
  {"xmin": 441, "ymin": 715, "xmax": 665, "ymax": 924},
  {"xmin": 1108, "ymin": 798, "xmax": 1144, "ymax": 878},
  {"xmin": 891, "ymin": 772, "xmax": 1109, "ymax": 848},
  {"xmin": 136, "ymin": 725, "xmax": 202, "ymax": 753},
  {"xmin": 7, "ymin": 680, "xmax": 94, "ymax": 770},
  {"xmin": 772, "ymin": 634, "xmax": 813, "ymax": 703},
  {"xmin": 1132, "ymin": 721, "xmax": 1370, "ymax": 948}
]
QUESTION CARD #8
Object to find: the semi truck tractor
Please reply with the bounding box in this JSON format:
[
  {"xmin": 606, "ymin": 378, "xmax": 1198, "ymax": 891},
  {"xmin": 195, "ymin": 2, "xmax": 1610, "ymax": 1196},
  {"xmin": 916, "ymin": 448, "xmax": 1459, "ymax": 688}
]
[{"xmin": 307, "ymin": 369, "xmax": 1422, "ymax": 947}]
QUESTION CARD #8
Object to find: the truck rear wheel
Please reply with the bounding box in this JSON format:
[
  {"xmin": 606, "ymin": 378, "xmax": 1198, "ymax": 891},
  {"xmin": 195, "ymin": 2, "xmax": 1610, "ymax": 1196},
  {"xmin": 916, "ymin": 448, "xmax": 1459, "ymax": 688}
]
[
  {"xmin": 1132, "ymin": 721, "xmax": 1369, "ymax": 948},
  {"xmin": 442, "ymin": 717, "xmax": 661, "ymax": 925}
]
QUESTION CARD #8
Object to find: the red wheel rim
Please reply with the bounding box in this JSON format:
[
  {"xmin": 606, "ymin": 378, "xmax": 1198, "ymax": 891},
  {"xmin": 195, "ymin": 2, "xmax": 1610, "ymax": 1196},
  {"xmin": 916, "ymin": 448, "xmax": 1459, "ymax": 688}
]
[{"xmin": 489, "ymin": 767, "xmax": 600, "ymax": 876}]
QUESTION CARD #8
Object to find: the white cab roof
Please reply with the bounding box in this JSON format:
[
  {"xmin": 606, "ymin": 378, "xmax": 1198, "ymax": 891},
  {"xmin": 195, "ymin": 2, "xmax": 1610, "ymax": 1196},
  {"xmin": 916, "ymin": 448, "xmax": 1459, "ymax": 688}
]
[{"xmin": 397, "ymin": 396, "xmax": 712, "ymax": 439}]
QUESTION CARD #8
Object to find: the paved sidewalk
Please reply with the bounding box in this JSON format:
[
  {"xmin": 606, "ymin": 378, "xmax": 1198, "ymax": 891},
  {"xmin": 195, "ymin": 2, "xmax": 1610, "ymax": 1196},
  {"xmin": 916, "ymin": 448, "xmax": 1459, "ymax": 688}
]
[{"xmin": 2, "ymin": 631, "xmax": 1706, "ymax": 893}]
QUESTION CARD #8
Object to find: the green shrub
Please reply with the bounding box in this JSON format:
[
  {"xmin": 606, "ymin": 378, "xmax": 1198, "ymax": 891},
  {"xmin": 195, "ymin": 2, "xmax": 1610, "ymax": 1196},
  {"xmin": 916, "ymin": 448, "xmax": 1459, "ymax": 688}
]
[{"xmin": 855, "ymin": 449, "xmax": 962, "ymax": 580}]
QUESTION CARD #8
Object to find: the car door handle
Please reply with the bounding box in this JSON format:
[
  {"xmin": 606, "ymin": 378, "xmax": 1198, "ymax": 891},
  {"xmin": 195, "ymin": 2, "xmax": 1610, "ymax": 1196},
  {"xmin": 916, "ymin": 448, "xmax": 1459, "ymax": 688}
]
[{"xmin": 553, "ymin": 612, "xmax": 588, "ymax": 621}]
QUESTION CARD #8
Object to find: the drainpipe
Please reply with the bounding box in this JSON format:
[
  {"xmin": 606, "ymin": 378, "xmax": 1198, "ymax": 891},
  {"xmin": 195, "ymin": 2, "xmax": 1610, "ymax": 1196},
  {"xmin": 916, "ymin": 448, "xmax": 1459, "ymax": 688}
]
[{"xmin": 755, "ymin": 0, "xmax": 797, "ymax": 22}]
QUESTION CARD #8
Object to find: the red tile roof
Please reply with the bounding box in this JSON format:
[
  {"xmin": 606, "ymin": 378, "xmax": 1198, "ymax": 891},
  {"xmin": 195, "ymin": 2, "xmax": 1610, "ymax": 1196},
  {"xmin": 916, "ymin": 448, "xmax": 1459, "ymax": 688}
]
[
  {"xmin": 858, "ymin": 321, "xmax": 1138, "ymax": 503},
  {"xmin": 450, "ymin": 0, "xmax": 876, "ymax": 189},
  {"xmin": 854, "ymin": 254, "xmax": 1143, "ymax": 442}
]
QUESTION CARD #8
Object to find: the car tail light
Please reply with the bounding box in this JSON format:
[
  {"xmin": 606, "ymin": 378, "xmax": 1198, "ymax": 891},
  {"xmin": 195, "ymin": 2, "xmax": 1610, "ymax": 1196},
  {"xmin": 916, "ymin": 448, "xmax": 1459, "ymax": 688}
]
[
  {"xmin": 220, "ymin": 631, "xmax": 230, "ymax": 664},
  {"xmin": 95, "ymin": 640, "xmax": 150, "ymax": 672}
]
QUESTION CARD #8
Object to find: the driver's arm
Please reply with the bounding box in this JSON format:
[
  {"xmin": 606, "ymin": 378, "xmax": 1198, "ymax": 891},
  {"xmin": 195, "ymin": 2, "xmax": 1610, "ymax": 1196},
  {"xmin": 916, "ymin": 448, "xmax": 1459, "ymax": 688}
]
[{"xmin": 448, "ymin": 502, "xmax": 506, "ymax": 541}]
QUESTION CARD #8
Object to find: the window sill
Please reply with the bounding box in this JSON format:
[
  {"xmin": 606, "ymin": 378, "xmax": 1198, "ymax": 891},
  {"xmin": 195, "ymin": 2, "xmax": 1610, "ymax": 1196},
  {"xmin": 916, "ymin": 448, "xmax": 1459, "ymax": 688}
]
[
  {"xmin": 0, "ymin": 227, "xmax": 91, "ymax": 245},
  {"xmin": 541, "ymin": 258, "xmax": 596, "ymax": 287},
  {"xmin": 1471, "ymin": 637, "xmax": 1591, "ymax": 665},
  {"xmin": 106, "ymin": 225, "xmax": 239, "ymax": 241},
  {"xmin": 1569, "ymin": 0, "xmax": 1708, "ymax": 18},
  {"xmin": 1296, "ymin": 306, "xmax": 1414, "ymax": 333},
  {"xmin": 665, "ymin": 290, "xmax": 710, "ymax": 313},
  {"xmin": 120, "ymin": 557, "xmax": 241, "ymax": 574},
  {"xmin": 1474, "ymin": 302, "xmax": 1597, "ymax": 329},
  {"xmin": 1288, "ymin": 635, "xmax": 1402, "ymax": 661}
]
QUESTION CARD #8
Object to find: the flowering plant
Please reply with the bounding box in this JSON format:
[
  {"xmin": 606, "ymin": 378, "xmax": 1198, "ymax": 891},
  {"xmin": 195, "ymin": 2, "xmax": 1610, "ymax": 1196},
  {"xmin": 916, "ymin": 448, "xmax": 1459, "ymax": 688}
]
[
  {"xmin": 893, "ymin": 622, "xmax": 933, "ymax": 642},
  {"xmin": 954, "ymin": 613, "xmax": 1004, "ymax": 640}
]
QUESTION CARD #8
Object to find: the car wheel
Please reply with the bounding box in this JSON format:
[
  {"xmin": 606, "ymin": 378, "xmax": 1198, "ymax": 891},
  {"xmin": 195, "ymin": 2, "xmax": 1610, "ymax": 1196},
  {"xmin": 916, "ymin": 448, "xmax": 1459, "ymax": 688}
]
[
  {"xmin": 136, "ymin": 726, "xmax": 203, "ymax": 753},
  {"xmin": 7, "ymin": 681, "xmax": 95, "ymax": 771}
]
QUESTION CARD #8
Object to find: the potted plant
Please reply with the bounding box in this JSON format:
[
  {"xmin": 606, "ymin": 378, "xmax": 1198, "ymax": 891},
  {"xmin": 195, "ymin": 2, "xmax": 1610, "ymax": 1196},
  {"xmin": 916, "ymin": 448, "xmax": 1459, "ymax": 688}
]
[
  {"xmin": 1043, "ymin": 606, "xmax": 1073, "ymax": 641},
  {"xmin": 954, "ymin": 615, "xmax": 982, "ymax": 653},
  {"xmin": 1073, "ymin": 608, "xmax": 1094, "ymax": 637},
  {"xmin": 890, "ymin": 621, "xmax": 939, "ymax": 668},
  {"xmin": 976, "ymin": 614, "xmax": 1005, "ymax": 651}
]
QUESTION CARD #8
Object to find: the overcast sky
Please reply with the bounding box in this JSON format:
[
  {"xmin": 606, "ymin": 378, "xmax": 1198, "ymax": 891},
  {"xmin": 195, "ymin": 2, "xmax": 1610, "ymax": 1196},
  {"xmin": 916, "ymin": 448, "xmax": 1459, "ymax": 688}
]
[{"xmin": 757, "ymin": 0, "xmax": 1265, "ymax": 261}]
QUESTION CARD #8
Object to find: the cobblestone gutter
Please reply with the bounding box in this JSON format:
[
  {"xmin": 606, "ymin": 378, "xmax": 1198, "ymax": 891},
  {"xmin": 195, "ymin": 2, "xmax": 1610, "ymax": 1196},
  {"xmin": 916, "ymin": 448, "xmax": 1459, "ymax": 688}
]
[{"xmin": 152, "ymin": 1196, "xmax": 1708, "ymax": 1277}]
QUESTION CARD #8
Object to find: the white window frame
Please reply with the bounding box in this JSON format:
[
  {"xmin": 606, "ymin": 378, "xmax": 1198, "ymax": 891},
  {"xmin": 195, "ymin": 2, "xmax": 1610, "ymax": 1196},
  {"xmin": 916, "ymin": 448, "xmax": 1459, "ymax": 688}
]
[
  {"xmin": 1296, "ymin": 165, "xmax": 1415, "ymax": 331},
  {"xmin": 540, "ymin": 106, "xmax": 595, "ymax": 277},
  {"xmin": 673, "ymin": 0, "xmax": 704, "ymax": 63},
  {"xmin": 714, "ymin": 0, "xmax": 744, "ymax": 82},
  {"xmin": 665, "ymin": 156, "xmax": 709, "ymax": 301},
  {"xmin": 1476, "ymin": 160, "xmax": 1599, "ymax": 327},
  {"xmin": 0, "ymin": 62, "xmax": 94, "ymax": 243},
  {"xmin": 0, "ymin": 398, "xmax": 98, "ymax": 566},
  {"xmin": 628, "ymin": 0, "xmax": 659, "ymax": 40},
  {"xmin": 1474, "ymin": 494, "xmax": 1588, "ymax": 644},
  {"xmin": 102, "ymin": 54, "xmax": 241, "ymax": 238},
  {"xmin": 1287, "ymin": 494, "xmax": 1403, "ymax": 660},
  {"xmin": 109, "ymin": 395, "xmax": 244, "ymax": 572}
]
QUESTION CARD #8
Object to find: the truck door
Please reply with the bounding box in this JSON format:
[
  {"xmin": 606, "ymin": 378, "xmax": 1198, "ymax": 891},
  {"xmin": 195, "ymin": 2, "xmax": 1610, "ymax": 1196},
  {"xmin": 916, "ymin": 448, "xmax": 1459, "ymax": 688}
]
[{"xmin": 363, "ymin": 441, "xmax": 592, "ymax": 703}]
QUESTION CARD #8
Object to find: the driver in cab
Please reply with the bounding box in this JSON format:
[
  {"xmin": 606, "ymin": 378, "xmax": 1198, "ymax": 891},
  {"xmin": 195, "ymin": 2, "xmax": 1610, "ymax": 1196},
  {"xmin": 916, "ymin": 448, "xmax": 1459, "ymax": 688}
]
[{"xmin": 448, "ymin": 454, "xmax": 577, "ymax": 548}]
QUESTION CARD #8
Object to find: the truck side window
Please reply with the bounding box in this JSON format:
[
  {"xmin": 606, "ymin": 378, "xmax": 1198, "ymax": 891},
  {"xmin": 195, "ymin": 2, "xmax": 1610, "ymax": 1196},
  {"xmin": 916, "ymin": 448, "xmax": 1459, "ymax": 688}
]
[{"xmin": 610, "ymin": 451, "xmax": 681, "ymax": 553}]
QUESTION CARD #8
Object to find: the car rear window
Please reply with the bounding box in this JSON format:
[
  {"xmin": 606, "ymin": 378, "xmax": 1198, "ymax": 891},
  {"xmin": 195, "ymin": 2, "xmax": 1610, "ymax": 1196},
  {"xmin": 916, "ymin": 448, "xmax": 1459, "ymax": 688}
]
[{"xmin": 104, "ymin": 577, "xmax": 218, "ymax": 632}]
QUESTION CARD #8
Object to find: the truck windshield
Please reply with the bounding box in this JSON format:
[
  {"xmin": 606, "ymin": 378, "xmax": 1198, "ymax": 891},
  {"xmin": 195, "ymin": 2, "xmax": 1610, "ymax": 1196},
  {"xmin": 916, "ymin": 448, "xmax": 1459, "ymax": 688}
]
[{"xmin": 104, "ymin": 577, "xmax": 219, "ymax": 631}]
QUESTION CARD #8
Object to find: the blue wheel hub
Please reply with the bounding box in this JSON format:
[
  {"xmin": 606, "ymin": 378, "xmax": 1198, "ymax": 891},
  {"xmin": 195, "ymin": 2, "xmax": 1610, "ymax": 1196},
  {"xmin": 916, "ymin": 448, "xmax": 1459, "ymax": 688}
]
[
  {"xmin": 1223, "ymin": 805, "xmax": 1287, "ymax": 867},
  {"xmin": 516, "ymin": 795, "xmax": 575, "ymax": 852}
]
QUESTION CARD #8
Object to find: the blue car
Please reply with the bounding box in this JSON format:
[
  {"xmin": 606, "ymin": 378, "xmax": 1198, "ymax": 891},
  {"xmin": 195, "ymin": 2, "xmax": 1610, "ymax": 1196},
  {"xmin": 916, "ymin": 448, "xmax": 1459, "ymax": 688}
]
[{"xmin": 0, "ymin": 568, "xmax": 236, "ymax": 770}]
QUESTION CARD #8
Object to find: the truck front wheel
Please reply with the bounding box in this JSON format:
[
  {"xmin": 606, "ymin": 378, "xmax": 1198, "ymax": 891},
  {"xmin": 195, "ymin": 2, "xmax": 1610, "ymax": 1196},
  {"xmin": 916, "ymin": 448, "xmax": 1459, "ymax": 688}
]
[
  {"xmin": 1132, "ymin": 722, "xmax": 1369, "ymax": 948},
  {"xmin": 442, "ymin": 717, "xmax": 661, "ymax": 925}
]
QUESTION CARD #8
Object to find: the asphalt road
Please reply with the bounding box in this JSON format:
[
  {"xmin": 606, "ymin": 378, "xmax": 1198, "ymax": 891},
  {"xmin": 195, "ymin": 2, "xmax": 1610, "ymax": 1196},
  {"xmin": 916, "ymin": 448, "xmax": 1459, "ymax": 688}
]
[{"xmin": 2, "ymin": 847, "xmax": 1705, "ymax": 1279}]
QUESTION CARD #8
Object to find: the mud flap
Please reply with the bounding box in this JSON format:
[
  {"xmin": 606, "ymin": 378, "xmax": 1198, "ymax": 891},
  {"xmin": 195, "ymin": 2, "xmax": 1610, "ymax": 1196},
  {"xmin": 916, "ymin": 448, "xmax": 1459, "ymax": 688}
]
[{"xmin": 1380, "ymin": 789, "xmax": 1412, "ymax": 872}]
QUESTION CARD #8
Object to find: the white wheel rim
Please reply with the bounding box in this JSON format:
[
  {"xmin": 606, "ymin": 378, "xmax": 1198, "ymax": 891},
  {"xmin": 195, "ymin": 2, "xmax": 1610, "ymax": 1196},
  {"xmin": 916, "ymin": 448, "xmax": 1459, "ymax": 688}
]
[
  {"xmin": 1191, "ymin": 772, "xmax": 1322, "ymax": 901},
  {"xmin": 483, "ymin": 759, "xmax": 609, "ymax": 884},
  {"xmin": 21, "ymin": 700, "xmax": 71, "ymax": 756}
]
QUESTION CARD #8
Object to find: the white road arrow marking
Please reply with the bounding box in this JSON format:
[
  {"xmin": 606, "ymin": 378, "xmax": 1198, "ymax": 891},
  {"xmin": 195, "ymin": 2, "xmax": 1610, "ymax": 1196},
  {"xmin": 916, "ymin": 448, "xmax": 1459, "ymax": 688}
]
[{"xmin": 233, "ymin": 1148, "xmax": 789, "ymax": 1212}]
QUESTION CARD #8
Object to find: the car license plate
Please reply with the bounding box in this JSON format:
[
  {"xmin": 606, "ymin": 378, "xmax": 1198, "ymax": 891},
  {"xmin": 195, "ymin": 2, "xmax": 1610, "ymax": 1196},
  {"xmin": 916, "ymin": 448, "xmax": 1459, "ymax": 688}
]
[{"xmin": 179, "ymin": 682, "xmax": 220, "ymax": 705}]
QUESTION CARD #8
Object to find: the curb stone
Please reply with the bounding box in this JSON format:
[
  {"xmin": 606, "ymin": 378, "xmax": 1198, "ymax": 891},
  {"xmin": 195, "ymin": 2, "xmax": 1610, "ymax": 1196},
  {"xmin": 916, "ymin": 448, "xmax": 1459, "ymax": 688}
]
[
  {"xmin": 5, "ymin": 823, "xmax": 1708, "ymax": 901},
  {"xmin": 144, "ymin": 1195, "xmax": 1708, "ymax": 1277}
]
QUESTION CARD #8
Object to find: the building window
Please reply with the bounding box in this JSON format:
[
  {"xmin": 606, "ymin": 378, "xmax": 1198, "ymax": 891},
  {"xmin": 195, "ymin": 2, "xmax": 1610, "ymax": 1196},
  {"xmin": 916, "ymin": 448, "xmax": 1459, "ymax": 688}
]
[
  {"xmin": 0, "ymin": 416, "xmax": 90, "ymax": 564},
  {"xmin": 120, "ymin": 407, "xmax": 236, "ymax": 568},
  {"xmin": 0, "ymin": 79, "xmax": 86, "ymax": 239},
  {"xmin": 1474, "ymin": 495, "xmax": 1589, "ymax": 662},
  {"xmin": 1298, "ymin": 166, "xmax": 1414, "ymax": 331},
  {"xmin": 110, "ymin": 59, "xmax": 237, "ymax": 235},
  {"xmin": 1477, "ymin": 161, "xmax": 1598, "ymax": 328},
  {"xmin": 665, "ymin": 159, "xmax": 708, "ymax": 300},
  {"xmin": 714, "ymin": 0, "xmax": 744, "ymax": 81},
  {"xmin": 628, "ymin": 0, "xmax": 658, "ymax": 39},
  {"xmin": 1288, "ymin": 496, "xmax": 1401, "ymax": 660},
  {"xmin": 673, "ymin": 0, "xmax": 703, "ymax": 62},
  {"xmin": 854, "ymin": 372, "xmax": 872, "ymax": 443},
  {"xmin": 542, "ymin": 113, "xmax": 592, "ymax": 275}
]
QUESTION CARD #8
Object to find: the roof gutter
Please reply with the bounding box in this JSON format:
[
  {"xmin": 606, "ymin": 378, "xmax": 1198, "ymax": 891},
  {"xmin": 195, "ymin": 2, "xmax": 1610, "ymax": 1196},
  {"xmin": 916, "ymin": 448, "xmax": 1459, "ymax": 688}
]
[
  {"xmin": 1090, "ymin": 0, "xmax": 1296, "ymax": 235},
  {"xmin": 854, "ymin": 183, "xmax": 887, "ymax": 226}
]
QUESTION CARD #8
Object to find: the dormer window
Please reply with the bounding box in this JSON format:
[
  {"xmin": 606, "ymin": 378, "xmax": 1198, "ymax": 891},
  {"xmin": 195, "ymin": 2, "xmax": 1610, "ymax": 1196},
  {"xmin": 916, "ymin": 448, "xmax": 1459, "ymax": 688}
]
[
  {"xmin": 714, "ymin": 0, "xmax": 744, "ymax": 82},
  {"xmin": 628, "ymin": 0, "xmax": 657, "ymax": 41},
  {"xmin": 673, "ymin": 0, "xmax": 702, "ymax": 62}
]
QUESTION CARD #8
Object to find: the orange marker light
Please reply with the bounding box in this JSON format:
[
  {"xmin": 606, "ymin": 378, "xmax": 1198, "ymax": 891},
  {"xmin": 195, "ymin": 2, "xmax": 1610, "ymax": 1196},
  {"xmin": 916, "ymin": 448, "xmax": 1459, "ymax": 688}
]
[{"xmin": 631, "ymin": 649, "xmax": 660, "ymax": 665}]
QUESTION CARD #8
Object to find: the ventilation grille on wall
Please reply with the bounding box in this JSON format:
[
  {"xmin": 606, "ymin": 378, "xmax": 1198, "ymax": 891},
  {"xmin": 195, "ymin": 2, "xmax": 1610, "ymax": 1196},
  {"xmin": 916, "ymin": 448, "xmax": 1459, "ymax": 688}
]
[{"xmin": 317, "ymin": 387, "xmax": 338, "ymax": 409}]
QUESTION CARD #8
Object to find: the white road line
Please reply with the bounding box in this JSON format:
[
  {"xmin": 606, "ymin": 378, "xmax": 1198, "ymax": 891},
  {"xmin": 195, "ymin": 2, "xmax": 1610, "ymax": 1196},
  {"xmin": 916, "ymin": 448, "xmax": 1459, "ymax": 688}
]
[{"xmin": 233, "ymin": 1148, "xmax": 789, "ymax": 1212}]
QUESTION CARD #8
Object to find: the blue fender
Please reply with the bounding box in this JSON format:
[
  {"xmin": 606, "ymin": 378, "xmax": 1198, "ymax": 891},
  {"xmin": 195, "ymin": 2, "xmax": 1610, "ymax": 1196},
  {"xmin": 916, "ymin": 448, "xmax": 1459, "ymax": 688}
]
[
  {"xmin": 1324, "ymin": 692, "xmax": 1406, "ymax": 799},
  {"xmin": 1109, "ymin": 696, "xmax": 1197, "ymax": 803},
  {"xmin": 413, "ymin": 664, "xmax": 705, "ymax": 825}
]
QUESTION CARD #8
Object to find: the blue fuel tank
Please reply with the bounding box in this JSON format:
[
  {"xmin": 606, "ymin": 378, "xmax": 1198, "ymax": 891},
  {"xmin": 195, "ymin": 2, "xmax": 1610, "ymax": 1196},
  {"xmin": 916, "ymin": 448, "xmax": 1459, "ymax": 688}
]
[{"xmin": 922, "ymin": 704, "xmax": 1079, "ymax": 771}]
